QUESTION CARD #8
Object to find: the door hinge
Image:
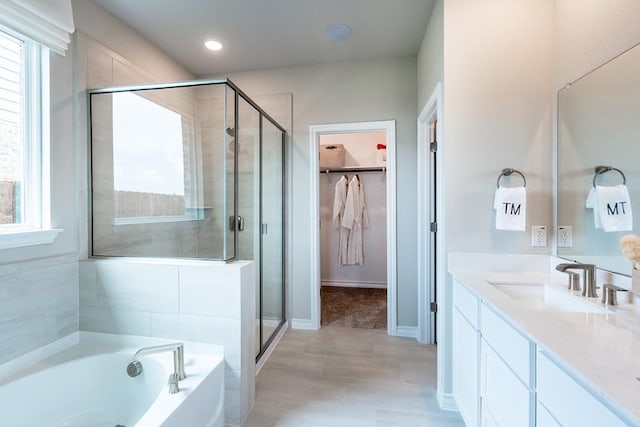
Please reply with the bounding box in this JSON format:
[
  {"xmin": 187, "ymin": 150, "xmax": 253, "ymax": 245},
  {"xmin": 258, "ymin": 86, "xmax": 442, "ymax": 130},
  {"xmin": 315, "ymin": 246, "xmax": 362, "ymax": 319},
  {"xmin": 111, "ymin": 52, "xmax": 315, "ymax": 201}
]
[
  {"xmin": 430, "ymin": 302, "xmax": 437, "ymax": 313},
  {"xmin": 430, "ymin": 141, "xmax": 437, "ymax": 152},
  {"xmin": 430, "ymin": 222, "xmax": 437, "ymax": 233}
]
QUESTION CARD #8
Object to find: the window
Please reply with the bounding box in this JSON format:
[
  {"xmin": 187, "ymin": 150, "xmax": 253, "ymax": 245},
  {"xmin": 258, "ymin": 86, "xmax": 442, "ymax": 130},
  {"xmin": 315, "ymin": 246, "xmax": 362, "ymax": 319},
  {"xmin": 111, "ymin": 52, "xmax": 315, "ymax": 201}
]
[
  {"xmin": 0, "ymin": 30, "xmax": 25, "ymax": 226},
  {"xmin": 0, "ymin": 27, "xmax": 60, "ymax": 248},
  {"xmin": 110, "ymin": 91, "xmax": 201, "ymax": 224}
]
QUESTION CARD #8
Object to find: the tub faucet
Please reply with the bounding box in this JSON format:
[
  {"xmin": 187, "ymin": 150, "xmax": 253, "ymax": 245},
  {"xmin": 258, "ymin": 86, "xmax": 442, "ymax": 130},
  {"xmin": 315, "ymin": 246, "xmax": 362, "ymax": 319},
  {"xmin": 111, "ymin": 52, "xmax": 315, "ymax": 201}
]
[
  {"xmin": 132, "ymin": 343, "xmax": 186, "ymax": 380},
  {"xmin": 555, "ymin": 263, "xmax": 598, "ymax": 298}
]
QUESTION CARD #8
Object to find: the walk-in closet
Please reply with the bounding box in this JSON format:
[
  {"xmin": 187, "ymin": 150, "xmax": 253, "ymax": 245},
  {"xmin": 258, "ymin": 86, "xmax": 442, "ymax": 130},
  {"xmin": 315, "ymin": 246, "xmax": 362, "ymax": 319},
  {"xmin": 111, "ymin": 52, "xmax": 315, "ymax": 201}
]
[{"xmin": 318, "ymin": 131, "xmax": 388, "ymax": 329}]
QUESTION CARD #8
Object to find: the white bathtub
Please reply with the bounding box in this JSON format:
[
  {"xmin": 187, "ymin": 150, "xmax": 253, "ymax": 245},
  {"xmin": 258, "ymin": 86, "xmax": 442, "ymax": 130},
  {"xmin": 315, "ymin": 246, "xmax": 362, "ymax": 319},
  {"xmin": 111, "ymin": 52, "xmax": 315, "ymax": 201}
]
[{"xmin": 0, "ymin": 332, "xmax": 224, "ymax": 427}]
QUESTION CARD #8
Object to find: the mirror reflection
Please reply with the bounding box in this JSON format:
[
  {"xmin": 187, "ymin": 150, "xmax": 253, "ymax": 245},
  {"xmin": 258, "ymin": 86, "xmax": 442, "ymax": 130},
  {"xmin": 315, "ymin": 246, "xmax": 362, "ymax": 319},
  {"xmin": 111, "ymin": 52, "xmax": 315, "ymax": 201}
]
[{"xmin": 557, "ymin": 42, "xmax": 640, "ymax": 276}]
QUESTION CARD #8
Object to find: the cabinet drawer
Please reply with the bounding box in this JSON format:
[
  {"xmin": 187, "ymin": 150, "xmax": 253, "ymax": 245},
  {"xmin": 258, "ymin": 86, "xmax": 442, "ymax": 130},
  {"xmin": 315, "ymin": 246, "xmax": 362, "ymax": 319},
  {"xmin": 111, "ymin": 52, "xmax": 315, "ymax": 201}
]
[
  {"xmin": 481, "ymin": 303, "xmax": 533, "ymax": 386},
  {"xmin": 481, "ymin": 342, "xmax": 533, "ymax": 427},
  {"xmin": 453, "ymin": 279, "xmax": 479, "ymax": 328},
  {"xmin": 537, "ymin": 351, "xmax": 628, "ymax": 427},
  {"xmin": 536, "ymin": 402, "xmax": 561, "ymax": 427}
]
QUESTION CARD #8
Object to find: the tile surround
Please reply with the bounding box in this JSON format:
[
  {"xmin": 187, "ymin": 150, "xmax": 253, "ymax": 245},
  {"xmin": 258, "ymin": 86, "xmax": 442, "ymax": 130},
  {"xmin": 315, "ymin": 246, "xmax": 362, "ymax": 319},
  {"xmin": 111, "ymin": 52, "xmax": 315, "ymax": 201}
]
[
  {"xmin": 0, "ymin": 256, "xmax": 78, "ymax": 365},
  {"xmin": 79, "ymin": 258, "xmax": 255, "ymax": 426}
]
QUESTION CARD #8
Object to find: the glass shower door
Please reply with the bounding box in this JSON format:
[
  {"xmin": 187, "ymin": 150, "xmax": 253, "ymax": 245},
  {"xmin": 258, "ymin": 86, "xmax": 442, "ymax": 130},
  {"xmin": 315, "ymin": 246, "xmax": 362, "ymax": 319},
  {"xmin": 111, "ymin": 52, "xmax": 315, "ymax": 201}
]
[
  {"xmin": 236, "ymin": 94, "xmax": 285, "ymax": 360},
  {"xmin": 260, "ymin": 119, "xmax": 284, "ymax": 351}
]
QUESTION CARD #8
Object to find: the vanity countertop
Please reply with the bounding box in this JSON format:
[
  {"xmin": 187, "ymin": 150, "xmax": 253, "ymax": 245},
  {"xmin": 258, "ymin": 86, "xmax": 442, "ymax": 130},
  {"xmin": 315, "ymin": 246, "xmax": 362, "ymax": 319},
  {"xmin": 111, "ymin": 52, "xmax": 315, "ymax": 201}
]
[{"xmin": 451, "ymin": 271, "xmax": 640, "ymax": 425}]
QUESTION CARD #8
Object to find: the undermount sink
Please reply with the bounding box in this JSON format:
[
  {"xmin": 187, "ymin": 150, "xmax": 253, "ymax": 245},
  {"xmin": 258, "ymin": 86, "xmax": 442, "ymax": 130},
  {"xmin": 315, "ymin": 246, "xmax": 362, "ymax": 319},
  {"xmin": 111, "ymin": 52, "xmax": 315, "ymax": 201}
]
[{"xmin": 487, "ymin": 281, "xmax": 608, "ymax": 313}]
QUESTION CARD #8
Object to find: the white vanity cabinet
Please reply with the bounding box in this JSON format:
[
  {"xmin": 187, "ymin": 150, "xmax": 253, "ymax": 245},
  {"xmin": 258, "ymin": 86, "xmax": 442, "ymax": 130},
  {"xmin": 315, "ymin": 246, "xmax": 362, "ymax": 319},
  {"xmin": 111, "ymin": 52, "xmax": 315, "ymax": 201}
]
[
  {"xmin": 536, "ymin": 351, "xmax": 628, "ymax": 427},
  {"xmin": 452, "ymin": 279, "xmax": 534, "ymax": 427},
  {"xmin": 480, "ymin": 304, "xmax": 535, "ymax": 427},
  {"xmin": 452, "ymin": 280, "xmax": 480, "ymax": 427},
  {"xmin": 451, "ymin": 276, "xmax": 636, "ymax": 427}
]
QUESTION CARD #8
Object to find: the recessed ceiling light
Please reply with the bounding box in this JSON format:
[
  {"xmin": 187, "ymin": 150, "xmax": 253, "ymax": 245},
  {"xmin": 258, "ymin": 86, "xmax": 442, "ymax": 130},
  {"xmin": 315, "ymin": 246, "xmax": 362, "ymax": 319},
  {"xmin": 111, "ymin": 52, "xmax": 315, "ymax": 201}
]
[
  {"xmin": 204, "ymin": 39, "xmax": 223, "ymax": 51},
  {"xmin": 323, "ymin": 24, "xmax": 352, "ymax": 41}
]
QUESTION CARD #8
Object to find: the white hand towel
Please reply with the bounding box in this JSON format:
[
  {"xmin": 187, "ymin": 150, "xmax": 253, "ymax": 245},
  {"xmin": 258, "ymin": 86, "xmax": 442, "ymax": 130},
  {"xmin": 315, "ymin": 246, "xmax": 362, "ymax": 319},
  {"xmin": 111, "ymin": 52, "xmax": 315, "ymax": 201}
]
[
  {"xmin": 585, "ymin": 187, "xmax": 602, "ymax": 229},
  {"xmin": 586, "ymin": 185, "xmax": 633, "ymax": 232},
  {"xmin": 494, "ymin": 186, "xmax": 526, "ymax": 231}
]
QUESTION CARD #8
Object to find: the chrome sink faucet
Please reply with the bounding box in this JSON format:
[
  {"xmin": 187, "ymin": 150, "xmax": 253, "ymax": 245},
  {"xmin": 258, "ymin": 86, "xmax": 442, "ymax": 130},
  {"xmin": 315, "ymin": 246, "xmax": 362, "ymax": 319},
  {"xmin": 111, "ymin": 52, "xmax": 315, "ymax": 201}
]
[{"xmin": 555, "ymin": 263, "xmax": 598, "ymax": 298}]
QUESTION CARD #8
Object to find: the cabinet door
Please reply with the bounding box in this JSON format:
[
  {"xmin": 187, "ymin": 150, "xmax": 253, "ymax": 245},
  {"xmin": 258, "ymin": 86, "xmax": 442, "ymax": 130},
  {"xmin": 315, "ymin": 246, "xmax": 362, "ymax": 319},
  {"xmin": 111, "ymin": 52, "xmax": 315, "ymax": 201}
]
[
  {"xmin": 536, "ymin": 402, "xmax": 561, "ymax": 427},
  {"xmin": 481, "ymin": 341, "xmax": 533, "ymax": 427},
  {"xmin": 452, "ymin": 307, "xmax": 479, "ymax": 427},
  {"xmin": 537, "ymin": 351, "xmax": 628, "ymax": 427},
  {"xmin": 481, "ymin": 400, "xmax": 500, "ymax": 427}
]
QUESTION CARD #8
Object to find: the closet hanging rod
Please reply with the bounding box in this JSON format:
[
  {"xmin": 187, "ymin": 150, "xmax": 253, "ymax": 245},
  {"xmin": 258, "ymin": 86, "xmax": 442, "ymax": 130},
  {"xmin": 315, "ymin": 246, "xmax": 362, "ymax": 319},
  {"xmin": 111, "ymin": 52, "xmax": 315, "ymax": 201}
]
[{"xmin": 322, "ymin": 167, "xmax": 386, "ymax": 174}]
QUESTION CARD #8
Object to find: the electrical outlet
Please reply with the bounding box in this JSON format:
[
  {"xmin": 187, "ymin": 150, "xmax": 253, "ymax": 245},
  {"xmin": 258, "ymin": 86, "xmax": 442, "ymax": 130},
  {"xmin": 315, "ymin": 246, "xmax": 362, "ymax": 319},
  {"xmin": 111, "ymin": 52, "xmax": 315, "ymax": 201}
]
[
  {"xmin": 531, "ymin": 225, "xmax": 547, "ymax": 247},
  {"xmin": 558, "ymin": 226, "xmax": 573, "ymax": 247}
]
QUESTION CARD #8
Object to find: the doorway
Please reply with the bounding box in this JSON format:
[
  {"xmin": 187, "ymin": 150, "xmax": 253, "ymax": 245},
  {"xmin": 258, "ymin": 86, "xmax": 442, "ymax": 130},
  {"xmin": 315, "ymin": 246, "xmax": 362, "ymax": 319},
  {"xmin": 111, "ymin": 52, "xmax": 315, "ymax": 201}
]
[
  {"xmin": 309, "ymin": 120, "xmax": 397, "ymax": 334},
  {"xmin": 417, "ymin": 83, "xmax": 442, "ymax": 345}
]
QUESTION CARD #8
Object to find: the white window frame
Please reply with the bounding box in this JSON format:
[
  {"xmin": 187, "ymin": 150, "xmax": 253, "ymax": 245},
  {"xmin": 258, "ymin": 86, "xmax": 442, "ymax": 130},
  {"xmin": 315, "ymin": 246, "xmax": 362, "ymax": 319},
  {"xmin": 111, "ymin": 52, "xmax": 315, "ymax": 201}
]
[{"xmin": 0, "ymin": 26, "xmax": 61, "ymax": 249}]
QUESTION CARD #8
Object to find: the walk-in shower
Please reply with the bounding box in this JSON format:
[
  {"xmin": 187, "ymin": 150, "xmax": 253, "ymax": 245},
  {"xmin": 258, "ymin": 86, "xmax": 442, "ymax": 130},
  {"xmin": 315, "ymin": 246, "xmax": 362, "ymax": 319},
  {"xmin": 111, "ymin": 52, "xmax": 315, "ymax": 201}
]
[{"xmin": 88, "ymin": 79, "xmax": 285, "ymax": 360}]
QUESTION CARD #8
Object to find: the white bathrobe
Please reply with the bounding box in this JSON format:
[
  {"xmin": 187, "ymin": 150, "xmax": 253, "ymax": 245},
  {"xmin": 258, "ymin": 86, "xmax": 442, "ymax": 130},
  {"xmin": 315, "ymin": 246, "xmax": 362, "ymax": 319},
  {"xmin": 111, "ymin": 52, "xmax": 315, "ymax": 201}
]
[
  {"xmin": 332, "ymin": 176, "xmax": 350, "ymax": 265},
  {"xmin": 342, "ymin": 175, "xmax": 369, "ymax": 265}
]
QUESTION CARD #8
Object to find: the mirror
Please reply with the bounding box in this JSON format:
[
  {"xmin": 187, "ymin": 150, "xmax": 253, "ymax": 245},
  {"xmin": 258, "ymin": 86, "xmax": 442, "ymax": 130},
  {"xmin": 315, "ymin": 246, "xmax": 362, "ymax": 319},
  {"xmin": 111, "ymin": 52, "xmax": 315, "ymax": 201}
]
[{"xmin": 557, "ymin": 43, "xmax": 640, "ymax": 276}]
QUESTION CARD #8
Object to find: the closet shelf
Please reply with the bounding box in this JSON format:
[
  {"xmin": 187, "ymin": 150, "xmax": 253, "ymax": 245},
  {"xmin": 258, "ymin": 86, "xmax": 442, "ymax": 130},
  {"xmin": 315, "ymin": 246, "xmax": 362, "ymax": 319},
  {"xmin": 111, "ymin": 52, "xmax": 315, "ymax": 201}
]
[{"xmin": 321, "ymin": 166, "xmax": 386, "ymax": 174}]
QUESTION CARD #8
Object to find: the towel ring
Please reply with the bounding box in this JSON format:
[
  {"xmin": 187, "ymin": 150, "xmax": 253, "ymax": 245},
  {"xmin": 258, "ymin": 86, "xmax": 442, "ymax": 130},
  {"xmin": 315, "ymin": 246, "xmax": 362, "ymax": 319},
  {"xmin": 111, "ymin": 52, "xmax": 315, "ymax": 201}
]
[
  {"xmin": 592, "ymin": 166, "xmax": 626, "ymax": 187},
  {"xmin": 497, "ymin": 168, "xmax": 527, "ymax": 188}
]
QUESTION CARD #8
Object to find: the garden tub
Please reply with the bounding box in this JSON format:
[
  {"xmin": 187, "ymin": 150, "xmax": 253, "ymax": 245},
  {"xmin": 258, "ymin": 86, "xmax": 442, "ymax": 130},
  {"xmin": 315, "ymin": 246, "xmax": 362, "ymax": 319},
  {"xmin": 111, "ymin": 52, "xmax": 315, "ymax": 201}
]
[{"xmin": 0, "ymin": 332, "xmax": 224, "ymax": 427}]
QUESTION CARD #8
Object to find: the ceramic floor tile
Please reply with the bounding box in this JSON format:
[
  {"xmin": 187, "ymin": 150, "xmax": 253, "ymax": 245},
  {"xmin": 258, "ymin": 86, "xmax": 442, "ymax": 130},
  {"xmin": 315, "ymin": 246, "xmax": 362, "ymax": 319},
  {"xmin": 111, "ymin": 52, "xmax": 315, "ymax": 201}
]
[
  {"xmin": 243, "ymin": 401, "xmax": 280, "ymax": 427},
  {"xmin": 272, "ymin": 401, "xmax": 376, "ymax": 427},
  {"xmin": 265, "ymin": 349, "xmax": 326, "ymax": 376},
  {"xmin": 245, "ymin": 327, "xmax": 461, "ymax": 427},
  {"xmin": 256, "ymin": 367, "xmax": 346, "ymax": 404},
  {"xmin": 374, "ymin": 341, "xmax": 437, "ymax": 363},
  {"xmin": 398, "ymin": 361, "xmax": 438, "ymax": 388},
  {"xmin": 344, "ymin": 380, "xmax": 440, "ymax": 415},
  {"xmin": 375, "ymin": 409, "xmax": 466, "ymax": 427},
  {"xmin": 321, "ymin": 354, "xmax": 401, "ymax": 383}
]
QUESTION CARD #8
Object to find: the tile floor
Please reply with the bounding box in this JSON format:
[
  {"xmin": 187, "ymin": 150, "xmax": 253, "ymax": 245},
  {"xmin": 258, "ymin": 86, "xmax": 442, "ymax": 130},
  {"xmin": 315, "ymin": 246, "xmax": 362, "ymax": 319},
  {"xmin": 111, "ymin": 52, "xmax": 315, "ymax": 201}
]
[{"xmin": 233, "ymin": 326, "xmax": 465, "ymax": 427}]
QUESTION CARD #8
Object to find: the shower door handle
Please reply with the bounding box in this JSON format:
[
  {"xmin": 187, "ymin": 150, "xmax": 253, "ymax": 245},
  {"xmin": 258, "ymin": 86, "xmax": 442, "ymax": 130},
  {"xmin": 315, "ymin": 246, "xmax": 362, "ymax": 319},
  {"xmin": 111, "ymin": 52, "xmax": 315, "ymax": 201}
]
[{"xmin": 228, "ymin": 215, "xmax": 245, "ymax": 231}]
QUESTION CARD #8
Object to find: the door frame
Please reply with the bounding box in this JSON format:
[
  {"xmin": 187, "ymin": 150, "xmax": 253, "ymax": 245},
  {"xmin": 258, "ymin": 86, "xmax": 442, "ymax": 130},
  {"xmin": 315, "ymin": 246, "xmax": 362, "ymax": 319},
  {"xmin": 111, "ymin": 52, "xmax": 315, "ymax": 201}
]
[
  {"xmin": 309, "ymin": 120, "xmax": 397, "ymax": 334},
  {"xmin": 417, "ymin": 83, "xmax": 443, "ymax": 344}
]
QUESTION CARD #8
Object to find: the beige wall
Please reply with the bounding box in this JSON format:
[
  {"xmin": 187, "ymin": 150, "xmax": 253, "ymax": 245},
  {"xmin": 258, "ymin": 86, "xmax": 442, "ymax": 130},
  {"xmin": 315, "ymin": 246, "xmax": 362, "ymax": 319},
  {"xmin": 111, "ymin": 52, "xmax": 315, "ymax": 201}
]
[
  {"xmin": 443, "ymin": 0, "xmax": 554, "ymax": 254},
  {"xmin": 417, "ymin": 0, "xmax": 443, "ymax": 109},
  {"xmin": 222, "ymin": 58, "xmax": 419, "ymax": 326},
  {"xmin": 554, "ymin": 0, "xmax": 640, "ymax": 90}
]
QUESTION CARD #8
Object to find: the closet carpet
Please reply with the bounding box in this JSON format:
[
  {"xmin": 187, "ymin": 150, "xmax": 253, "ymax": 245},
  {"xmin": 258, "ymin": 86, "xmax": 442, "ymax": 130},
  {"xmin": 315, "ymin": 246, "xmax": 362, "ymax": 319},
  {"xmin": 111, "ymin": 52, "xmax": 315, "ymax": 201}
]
[{"xmin": 321, "ymin": 286, "xmax": 387, "ymax": 329}]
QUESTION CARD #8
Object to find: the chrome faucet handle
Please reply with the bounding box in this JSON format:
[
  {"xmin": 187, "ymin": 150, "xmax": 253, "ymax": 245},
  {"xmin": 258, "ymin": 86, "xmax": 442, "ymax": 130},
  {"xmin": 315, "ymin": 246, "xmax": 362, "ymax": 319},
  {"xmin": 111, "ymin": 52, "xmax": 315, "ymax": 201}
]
[
  {"xmin": 555, "ymin": 264, "xmax": 581, "ymax": 291},
  {"xmin": 566, "ymin": 271, "xmax": 581, "ymax": 291},
  {"xmin": 580, "ymin": 264, "xmax": 597, "ymax": 298},
  {"xmin": 168, "ymin": 373, "xmax": 180, "ymax": 394},
  {"xmin": 601, "ymin": 284, "xmax": 628, "ymax": 306}
]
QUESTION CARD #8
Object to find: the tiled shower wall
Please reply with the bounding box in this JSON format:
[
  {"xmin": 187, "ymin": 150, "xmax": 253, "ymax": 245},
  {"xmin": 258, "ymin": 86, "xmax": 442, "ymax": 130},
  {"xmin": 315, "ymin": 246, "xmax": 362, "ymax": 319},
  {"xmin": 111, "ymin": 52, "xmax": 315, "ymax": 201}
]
[
  {"xmin": 0, "ymin": 256, "xmax": 78, "ymax": 365},
  {"xmin": 79, "ymin": 258, "xmax": 256, "ymax": 426}
]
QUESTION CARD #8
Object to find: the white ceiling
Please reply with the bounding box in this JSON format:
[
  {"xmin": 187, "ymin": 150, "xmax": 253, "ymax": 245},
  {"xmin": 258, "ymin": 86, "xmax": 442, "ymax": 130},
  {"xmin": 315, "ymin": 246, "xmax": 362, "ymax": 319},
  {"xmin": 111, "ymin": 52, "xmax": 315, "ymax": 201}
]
[{"xmin": 93, "ymin": 0, "xmax": 435, "ymax": 77}]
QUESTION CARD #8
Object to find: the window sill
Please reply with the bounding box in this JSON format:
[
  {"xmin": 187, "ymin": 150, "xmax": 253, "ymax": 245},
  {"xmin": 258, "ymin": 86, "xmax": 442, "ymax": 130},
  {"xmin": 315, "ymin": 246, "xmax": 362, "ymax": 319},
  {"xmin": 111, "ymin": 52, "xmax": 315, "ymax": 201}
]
[{"xmin": 0, "ymin": 228, "xmax": 63, "ymax": 250}]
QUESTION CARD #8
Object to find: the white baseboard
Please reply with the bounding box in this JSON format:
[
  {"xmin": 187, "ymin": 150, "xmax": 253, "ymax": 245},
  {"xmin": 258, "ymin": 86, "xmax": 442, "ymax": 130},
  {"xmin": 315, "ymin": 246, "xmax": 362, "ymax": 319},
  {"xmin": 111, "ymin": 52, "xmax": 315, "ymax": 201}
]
[
  {"xmin": 291, "ymin": 319, "xmax": 318, "ymax": 330},
  {"xmin": 321, "ymin": 280, "xmax": 387, "ymax": 289},
  {"xmin": 256, "ymin": 322, "xmax": 288, "ymax": 374},
  {"xmin": 437, "ymin": 390, "xmax": 459, "ymax": 412},
  {"xmin": 395, "ymin": 326, "xmax": 417, "ymax": 339}
]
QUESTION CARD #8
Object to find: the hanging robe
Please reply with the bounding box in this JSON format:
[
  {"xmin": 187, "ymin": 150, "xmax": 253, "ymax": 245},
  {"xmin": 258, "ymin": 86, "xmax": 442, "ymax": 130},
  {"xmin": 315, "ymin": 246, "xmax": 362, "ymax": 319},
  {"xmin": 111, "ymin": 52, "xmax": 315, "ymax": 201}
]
[
  {"xmin": 342, "ymin": 175, "xmax": 370, "ymax": 265},
  {"xmin": 332, "ymin": 175, "xmax": 350, "ymax": 265}
]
